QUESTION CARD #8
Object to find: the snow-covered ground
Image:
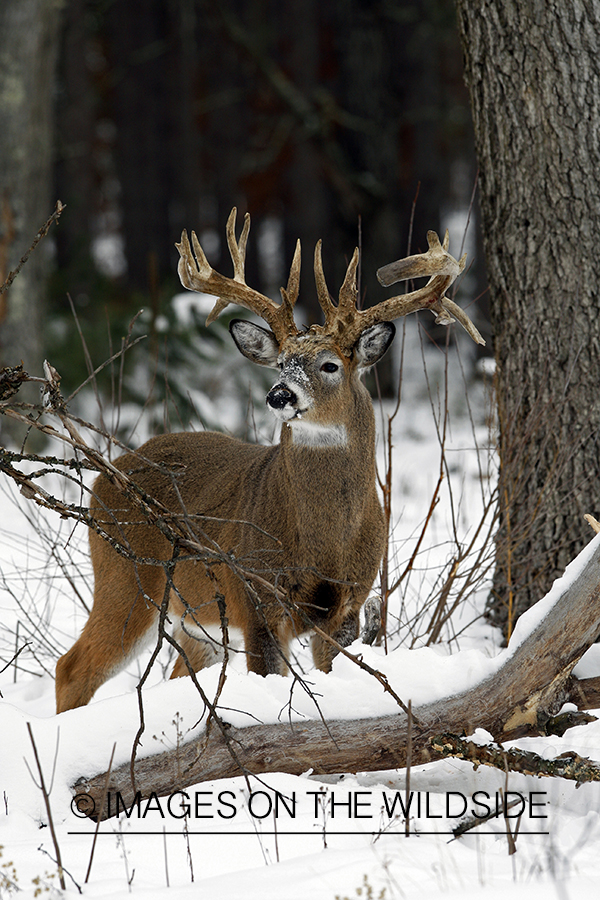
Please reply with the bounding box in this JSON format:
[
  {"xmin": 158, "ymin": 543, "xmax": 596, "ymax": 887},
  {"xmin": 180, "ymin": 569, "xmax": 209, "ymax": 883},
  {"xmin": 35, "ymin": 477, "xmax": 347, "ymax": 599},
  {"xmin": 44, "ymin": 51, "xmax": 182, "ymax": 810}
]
[{"xmin": 2, "ymin": 321, "xmax": 600, "ymax": 900}]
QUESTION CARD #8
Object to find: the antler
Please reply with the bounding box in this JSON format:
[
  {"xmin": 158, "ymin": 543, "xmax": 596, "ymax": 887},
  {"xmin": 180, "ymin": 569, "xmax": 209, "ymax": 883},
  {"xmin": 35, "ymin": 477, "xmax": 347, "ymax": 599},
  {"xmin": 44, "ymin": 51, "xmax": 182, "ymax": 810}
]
[
  {"xmin": 374, "ymin": 231, "xmax": 484, "ymax": 345},
  {"xmin": 177, "ymin": 210, "xmax": 485, "ymax": 350},
  {"xmin": 315, "ymin": 230, "xmax": 484, "ymax": 352},
  {"xmin": 176, "ymin": 208, "xmax": 300, "ymax": 344}
]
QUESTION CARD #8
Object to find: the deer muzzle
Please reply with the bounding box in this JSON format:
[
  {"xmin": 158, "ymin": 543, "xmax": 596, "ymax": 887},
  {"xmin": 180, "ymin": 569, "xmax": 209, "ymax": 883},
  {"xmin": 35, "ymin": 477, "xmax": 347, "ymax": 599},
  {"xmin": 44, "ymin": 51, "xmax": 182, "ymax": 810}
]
[{"xmin": 266, "ymin": 383, "xmax": 300, "ymax": 420}]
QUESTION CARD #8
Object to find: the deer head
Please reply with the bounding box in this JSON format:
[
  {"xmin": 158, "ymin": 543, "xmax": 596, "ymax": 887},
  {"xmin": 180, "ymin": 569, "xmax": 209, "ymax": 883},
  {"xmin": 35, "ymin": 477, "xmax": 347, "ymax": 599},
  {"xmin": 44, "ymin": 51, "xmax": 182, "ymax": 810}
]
[{"xmin": 176, "ymin": 209, "xmax": 483, "ymax": 444}]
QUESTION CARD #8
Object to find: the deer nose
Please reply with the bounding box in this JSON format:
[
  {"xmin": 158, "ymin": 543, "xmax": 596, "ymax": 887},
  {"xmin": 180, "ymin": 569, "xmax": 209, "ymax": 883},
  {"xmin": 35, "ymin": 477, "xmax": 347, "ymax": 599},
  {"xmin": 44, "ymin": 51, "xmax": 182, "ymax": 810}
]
[{"xmin": 266, "ymin": 384, "xmax": 297, "ymax": 410}]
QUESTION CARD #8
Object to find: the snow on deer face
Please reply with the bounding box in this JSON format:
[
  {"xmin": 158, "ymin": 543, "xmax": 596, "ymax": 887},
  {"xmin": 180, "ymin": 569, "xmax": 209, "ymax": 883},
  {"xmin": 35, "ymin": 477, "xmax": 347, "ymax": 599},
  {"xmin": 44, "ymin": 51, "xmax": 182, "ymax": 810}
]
[
  {"xmin": 230, "ymin": 320, "xmax": 396, "ymax": 447},
  {"xmin": 268, "ymin": 344, "xmax": 348, "ymax": 447}
]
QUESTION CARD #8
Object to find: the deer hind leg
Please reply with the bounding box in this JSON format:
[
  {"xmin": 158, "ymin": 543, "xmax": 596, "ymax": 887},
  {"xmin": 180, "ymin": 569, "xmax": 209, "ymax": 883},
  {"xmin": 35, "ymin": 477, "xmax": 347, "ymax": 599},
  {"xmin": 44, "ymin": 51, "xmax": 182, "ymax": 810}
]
[{"xmin": 55, "ymin": 560, "xmax": 162, "ymax": 713}]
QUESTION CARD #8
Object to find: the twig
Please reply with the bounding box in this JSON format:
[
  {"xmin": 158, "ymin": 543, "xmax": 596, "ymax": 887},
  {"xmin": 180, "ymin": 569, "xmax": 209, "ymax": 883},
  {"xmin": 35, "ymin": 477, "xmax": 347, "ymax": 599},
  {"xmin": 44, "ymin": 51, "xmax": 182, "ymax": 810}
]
[
  {"xmin": 0, "ymin": 641, "xmax": 30, "ymax": 678},
  {"xmin": 163, "ymin": 827, "xmax": 170, "ymax": 887},
  {"xmin": 405, "ymin": 699, "xmax": 412, "ymax": 837},
  {"xmin": 0, "ymin": 201, "xmax": 65, "ymax": 295},
  {"xmin": 501, "ymin": 782, "xmax": 519, "ymax": 855},
  {"xmin": 26, "ymin": 723, "xmax": 66, "ymax": 890},
  {"xmin": 36, "ymin": 845, "xmax": 81, "ymax": 894},
  {"xmin": 309, "ymin": 620, "xmax": 418, "ymax": 724},
  {"xmin": 452, "ymin": 796, "xmax": 523, "ymax": 838},
  {"xmin": 85, "ymin": 742, "xmax": 117, "ymax": 883}
]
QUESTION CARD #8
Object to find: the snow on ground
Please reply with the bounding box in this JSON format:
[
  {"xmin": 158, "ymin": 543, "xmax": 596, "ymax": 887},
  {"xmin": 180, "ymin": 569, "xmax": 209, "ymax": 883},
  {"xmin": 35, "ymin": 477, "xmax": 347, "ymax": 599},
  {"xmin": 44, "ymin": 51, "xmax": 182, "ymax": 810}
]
[{"xmin": 1, "ymin": 323, "xmax": 600, "ymax": 899}]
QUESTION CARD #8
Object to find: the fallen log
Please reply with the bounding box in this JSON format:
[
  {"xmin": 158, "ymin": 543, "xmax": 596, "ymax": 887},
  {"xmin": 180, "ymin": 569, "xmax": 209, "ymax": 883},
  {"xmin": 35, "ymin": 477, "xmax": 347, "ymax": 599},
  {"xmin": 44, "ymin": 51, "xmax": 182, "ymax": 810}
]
[
  {"xmin": 74, "ymin": 535, "xmax": 600, "ymax": 820},
  {"xmin": 430, "ymin": 733, "xmax": 600, "ymax": 783}
]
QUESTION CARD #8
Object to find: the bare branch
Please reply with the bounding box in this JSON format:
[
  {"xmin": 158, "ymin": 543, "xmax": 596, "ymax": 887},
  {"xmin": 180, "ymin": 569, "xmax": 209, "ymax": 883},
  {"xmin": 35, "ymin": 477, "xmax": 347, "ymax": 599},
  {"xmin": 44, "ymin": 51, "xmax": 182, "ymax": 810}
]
[{"xmin": 0, "ymin": 200, "xmax": 65, "ymax": 296}]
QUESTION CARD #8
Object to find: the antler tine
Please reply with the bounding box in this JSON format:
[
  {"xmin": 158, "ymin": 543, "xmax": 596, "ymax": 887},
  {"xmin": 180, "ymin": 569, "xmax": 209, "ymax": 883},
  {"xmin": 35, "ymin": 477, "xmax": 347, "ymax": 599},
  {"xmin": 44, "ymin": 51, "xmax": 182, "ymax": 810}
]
[
  {"xmin": 277, "ymin": 239, "xmax": 302, "ymax": 335},
  {"xmin": 338, "ymin": 247, "xmax": 360, "ymax": 315},
  {"xmin": 202, "ymin": 208, "xmax": 251, "ymax": 325},
  {"xmin": 440, "ymin": 297, "xmax": 486, "ymax": 345},
  {"xmin": 314, "ymin": 240, "xmax": 337, "ymax": 328},
  {"xmin": 376, "ymin": 230, "xmax": 462, "ymax": 287},
  {"xmin": 175, "ymin": 208, "xmax": 299, "ymax": 343},
  {"xmin": 176, "ymin": 228, "xmax": 211, "ymax": 291},
  {"xmin": 322, "ymin": 247, "xmax": 361, "ymax": 343},
  {"xmin": 226, "ymin": 207, "xmax": 250, "ymax": 283},
  {"xmin": 284, "ymin": 239, "xmax": 301, "ymax": 306}
]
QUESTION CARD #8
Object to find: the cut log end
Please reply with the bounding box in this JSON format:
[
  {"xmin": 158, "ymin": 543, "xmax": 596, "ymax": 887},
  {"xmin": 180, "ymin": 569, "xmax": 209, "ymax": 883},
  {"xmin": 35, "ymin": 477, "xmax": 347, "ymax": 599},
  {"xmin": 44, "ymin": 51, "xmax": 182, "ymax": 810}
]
[{"xmin": 585, "ymin": 513, "xmax": 600, "ymax": 534}]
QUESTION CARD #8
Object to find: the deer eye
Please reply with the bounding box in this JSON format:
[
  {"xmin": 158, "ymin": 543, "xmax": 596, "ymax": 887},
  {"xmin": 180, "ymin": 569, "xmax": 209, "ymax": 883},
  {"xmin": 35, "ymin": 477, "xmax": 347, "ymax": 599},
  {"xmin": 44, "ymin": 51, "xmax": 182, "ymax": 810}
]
[{"xmin": 321, "ymin": 362, "xmax": 339, "ymax": 374}]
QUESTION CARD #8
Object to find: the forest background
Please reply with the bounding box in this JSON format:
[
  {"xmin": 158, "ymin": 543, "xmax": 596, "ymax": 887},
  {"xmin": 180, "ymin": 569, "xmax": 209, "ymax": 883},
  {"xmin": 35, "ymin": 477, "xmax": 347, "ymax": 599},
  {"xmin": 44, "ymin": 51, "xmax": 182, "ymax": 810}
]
[
  {"xmin": 2, "ymin": 0, "xmax": 599, "ymax": 632},
  {"xmin": 0, "ymin": 0, "xmax": 486, "ymax": 393}
]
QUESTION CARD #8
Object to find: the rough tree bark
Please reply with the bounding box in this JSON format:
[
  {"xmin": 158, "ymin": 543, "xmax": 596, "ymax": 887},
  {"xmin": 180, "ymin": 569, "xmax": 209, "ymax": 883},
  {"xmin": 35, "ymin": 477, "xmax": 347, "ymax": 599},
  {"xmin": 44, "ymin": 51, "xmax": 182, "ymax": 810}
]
[
  {"xmin": 75, "ymin": 535, "xmax": 600, "ymax": 820},
  {"xmin": 454, "ymin": 1, "xmax": 600, "ymax": 635},
  {"xmin": 0, "ymin": 0, "xmax": 62, "ymax": 443}
]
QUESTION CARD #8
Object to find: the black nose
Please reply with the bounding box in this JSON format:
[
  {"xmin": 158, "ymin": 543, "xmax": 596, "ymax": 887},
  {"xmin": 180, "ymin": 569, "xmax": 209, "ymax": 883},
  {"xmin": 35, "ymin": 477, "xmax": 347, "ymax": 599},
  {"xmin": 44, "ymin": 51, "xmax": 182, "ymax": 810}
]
[{"xmin": 266, "ymin": 385, "xmax": 297, "ymax": 410}]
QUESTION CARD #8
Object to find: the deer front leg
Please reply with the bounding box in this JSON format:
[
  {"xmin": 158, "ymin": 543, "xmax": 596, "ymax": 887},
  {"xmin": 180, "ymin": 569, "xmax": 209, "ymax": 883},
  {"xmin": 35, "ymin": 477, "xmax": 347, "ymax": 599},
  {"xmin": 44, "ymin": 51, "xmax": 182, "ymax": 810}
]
[
  {"xmin": 170, "ymin": 626, "xmax": 221, "ymax": 678},
  {"xmin": 311, "ymin": 608, "xmax": 360, "ymax": 673},
  {"xmin": 244, "ymin": 615, "xmax": 290, "ymax": 676}
]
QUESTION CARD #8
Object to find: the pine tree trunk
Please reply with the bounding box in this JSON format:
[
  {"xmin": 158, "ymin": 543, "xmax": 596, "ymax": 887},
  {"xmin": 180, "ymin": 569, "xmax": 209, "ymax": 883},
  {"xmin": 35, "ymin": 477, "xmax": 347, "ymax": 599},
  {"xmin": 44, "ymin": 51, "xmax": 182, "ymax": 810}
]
[
  {"xmin": 0, "ymin": 0, "xmax": 62, "ymax": 443},
  {"xmin": 455, "ymin": 0, "xmax": 600, "ymax": 635},
  {"xmin": 104, "ymin": 0, "xmax": 178, "ymax": 292},
  {"xmin": 54, "ymin": 0, "xmax": 98, "ymax": 300}
]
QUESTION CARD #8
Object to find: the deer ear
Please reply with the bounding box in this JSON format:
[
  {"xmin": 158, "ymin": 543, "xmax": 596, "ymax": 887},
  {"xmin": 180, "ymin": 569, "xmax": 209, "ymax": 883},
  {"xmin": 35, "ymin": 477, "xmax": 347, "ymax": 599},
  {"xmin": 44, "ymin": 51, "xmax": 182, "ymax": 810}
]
[
  {"xmin": 229, "ymin": 319, "xmax": 280, "ymax": 367},
  {"xmin": 354, "ymin": 322, "xmax": 396, "ymax": 369}
]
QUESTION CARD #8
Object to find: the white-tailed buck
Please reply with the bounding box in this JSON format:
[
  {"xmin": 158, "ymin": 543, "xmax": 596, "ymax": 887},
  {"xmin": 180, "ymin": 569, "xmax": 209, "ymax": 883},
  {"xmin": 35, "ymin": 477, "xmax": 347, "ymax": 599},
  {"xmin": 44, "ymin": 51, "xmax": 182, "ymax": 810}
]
[{"xmin": 55, "ymin": 210, "xmax": 483, "ymax": 712}]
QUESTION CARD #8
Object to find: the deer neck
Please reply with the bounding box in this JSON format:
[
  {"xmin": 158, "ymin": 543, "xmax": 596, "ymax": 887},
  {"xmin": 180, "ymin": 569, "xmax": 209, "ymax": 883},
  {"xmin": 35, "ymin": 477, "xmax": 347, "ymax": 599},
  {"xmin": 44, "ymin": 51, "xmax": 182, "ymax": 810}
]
[{"xmin": 277, "ymin": 390, "xmax": 378, "ymax": 531}]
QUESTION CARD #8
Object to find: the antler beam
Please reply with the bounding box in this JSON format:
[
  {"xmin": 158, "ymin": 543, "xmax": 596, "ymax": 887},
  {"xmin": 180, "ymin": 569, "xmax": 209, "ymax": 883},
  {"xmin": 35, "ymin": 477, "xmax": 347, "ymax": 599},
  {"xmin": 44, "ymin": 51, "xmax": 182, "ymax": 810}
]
[{"xmin": 374, "ymin": 231, "xmax": 485, "ymax": 345}]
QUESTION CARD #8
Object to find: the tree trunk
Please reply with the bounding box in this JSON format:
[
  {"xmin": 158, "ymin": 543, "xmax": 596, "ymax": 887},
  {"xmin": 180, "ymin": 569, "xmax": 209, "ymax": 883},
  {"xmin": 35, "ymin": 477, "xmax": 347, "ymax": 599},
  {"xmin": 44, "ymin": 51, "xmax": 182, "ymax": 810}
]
[
  {"xmin": 75, "ymin": 534, "xmax": 600, "ymax": 820},
  {"xmin": 455, "ymin": 0, "xmax": 600, "ymax": 636},
  {"xmin": 53, "ymin": 0, "xmax": 99, "ymax": 303},
  {"xmin": 0, "ymin": 0, "xmax": 62, "ymax": 443},
  {"xmin": 104, "ymin": 0, "xmax": 178, "ymax": 292}
]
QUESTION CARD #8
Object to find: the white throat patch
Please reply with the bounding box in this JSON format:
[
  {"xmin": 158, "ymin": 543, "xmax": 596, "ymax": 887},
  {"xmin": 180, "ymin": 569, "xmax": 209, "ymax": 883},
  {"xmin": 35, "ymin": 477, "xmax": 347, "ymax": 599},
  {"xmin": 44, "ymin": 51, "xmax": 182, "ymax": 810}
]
[{"xmin": 289, "ymin": 421, "xmax": 348, "ymax": 448}]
